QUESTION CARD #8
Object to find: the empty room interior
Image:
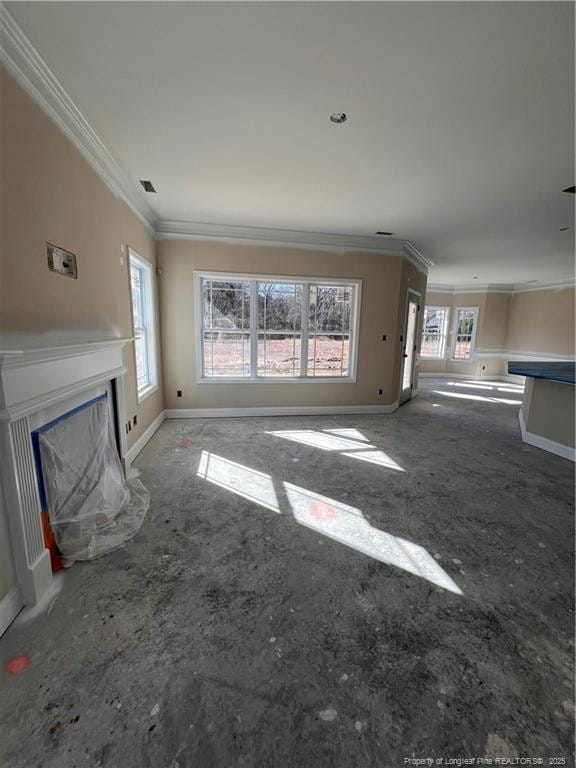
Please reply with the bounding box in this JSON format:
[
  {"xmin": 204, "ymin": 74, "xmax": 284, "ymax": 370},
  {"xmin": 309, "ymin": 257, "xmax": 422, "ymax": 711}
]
[{"xmin": 0, "ymin": 2, "xmax": 575, "ymax": 766}]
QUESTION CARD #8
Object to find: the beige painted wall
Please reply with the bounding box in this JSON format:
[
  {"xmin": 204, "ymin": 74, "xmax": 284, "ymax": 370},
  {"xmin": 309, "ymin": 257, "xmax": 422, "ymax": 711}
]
[
  {"xmin": 522, "ymin": 378, "xmax": 575, "ymax": 448},
  {"xmin": 159, "ymin": 239, "xmax": 427, "ymax": 410},
  {"xmin": 0, "ymin": 67, "xmax": 163, "ymax": 449},
  {"xmin": 506, "ymin": 287, "xmax": 575, "ymax": 355},
  {"xmin": 420, "ymin": 286, "xmax": 574, "ymax": 378}
]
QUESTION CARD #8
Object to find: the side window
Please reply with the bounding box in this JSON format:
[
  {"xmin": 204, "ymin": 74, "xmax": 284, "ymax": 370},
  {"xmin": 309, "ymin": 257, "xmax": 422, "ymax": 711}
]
[{"xmin": 129, "ymin": 251, "xmax": 158, "ymax": 399}]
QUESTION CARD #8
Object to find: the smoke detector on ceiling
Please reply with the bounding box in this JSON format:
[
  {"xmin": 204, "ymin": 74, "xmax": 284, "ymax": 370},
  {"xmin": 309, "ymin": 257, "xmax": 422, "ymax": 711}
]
[{"xmin": 330, "ymin": 112, "xmax": 347, "ymax": 124}]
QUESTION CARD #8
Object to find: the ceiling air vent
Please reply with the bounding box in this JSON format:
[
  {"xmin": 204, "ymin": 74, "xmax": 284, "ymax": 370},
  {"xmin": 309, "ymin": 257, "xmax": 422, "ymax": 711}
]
[
  {"xmin": 563, "ymin": 185, "xmax": 575, "ymax": 194},
  {"xmin": 375, "ymin": 231, "xmax": 394, "ymax": 236},
  {"xmin": 139, "ymin": 180, "xmax": 157, "ymax": 193}
]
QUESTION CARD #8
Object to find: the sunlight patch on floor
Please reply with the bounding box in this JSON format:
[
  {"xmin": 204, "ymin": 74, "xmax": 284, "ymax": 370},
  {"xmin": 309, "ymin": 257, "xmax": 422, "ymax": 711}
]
[
  {"xmin": 196, "ymin": 451, "xmax": 461, "ymax": 594},
  {"xmin": 197, "ymin": 450, "xmax": 280, "ymax": 512},
  {"xmin": 284, "ymin": 483, "xmax": 462, "ymax": 594},
  {"xmin": 266, "ymin": 430, "xmax": 374, "ymax": 452},
  {"xmin": 267, "ymin": 430, "xmax": 404, "ymax": 471},
  {"xmin": 432, "ymin": 390, "xmax": 523, "ymax": 405},
  {"xmin": 323, "ymin": 428, "xmax": 371, "ymax": 442}
]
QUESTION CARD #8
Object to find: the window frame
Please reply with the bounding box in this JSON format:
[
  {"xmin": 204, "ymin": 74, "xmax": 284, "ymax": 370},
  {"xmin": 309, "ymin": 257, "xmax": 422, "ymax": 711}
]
[
  {"xmin": 421, "ymin": 305, "xmax": 450, "ymax": 360},
  {"xmin": 450, "ymin": 306, "xmax": 479, "ymax": 361},
  {"xmin": 194, "ymin": 271, "xmax": 362, "ymax": 383},
  {"xmin": 129, "ymin": 249, "xmax": 158, "ymax": 402}
]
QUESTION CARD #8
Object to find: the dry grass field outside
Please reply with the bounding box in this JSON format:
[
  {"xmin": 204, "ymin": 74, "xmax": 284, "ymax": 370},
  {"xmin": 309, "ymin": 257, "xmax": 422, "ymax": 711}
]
[{"xmin": 203, "ymin": 336, "xmax": 350, "ymax": 377}]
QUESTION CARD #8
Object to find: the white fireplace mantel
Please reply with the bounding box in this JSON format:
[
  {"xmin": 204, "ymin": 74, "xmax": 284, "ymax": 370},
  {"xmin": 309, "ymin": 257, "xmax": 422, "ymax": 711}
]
[{"xmin": 0, "ymin": 335, "xmax": 132, "ymax": 606}]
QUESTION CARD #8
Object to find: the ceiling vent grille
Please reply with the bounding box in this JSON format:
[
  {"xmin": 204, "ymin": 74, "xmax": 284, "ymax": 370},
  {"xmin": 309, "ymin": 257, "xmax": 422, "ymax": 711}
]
[{"xmin": 139, "ymin": 180, "xmax": 157, "ymax": 193}]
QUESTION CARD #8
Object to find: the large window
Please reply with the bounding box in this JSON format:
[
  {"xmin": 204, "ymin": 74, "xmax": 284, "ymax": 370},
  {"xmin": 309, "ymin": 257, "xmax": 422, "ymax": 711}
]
[
  {"xmin": 129, "ymin": 250, "xmax": 158, "ymax": 400},
  {"xmin": 421, "ymin": 306, "xmax": 449, "ymax": 359},
  {"xmin": 197, "ymin": 273, "xmax": 360, "ymax": 381},
  {"xmin": 451, "ymin": 307, "xmax": 478, "ymax": 360}
]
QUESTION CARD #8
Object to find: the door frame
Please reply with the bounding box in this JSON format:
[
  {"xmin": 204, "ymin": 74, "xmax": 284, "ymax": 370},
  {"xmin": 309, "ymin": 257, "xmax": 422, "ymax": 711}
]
[{"xmin": 399, "ymin": 288, "xmax": 421, "ymax": 405}]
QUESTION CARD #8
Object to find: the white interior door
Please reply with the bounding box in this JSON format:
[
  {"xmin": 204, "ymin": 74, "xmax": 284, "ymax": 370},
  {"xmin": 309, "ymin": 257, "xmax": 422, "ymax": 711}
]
[{"xmin": 400, "ymin": 290, "xmax": 420, "ymax": 404}]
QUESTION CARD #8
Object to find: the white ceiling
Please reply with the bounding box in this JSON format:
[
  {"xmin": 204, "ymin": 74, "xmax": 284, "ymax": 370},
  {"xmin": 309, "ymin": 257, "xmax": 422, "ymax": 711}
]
[{"xmin": 5, "ymin": 1, "xmax": 575, "ymax": 284}]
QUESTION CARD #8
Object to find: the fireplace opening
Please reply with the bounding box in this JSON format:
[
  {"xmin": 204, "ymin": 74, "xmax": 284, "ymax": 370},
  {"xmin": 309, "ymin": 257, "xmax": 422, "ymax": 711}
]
[{"xmin": 31, "ymin": 392, "xmax": 149, "ymax": 568}]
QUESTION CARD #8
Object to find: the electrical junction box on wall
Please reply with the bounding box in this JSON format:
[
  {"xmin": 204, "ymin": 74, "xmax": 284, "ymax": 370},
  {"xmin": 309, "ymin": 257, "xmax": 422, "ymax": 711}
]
[{"xmin": 47, "ymin": 243, "xmax": 78, "ymax": 279}]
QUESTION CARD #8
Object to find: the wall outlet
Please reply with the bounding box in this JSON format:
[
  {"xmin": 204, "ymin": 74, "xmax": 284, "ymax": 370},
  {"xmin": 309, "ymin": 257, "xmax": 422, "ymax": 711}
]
[
  {"xmin": 177, "ymin": 390, "xmax": 182, "ymax": 398},
  {"xmin": 382, "ymin": 334, "xmax": 387, "ymax": 341},
  {"xmin": 133, "ymin": 415, "xmax": 138, "ymax": 426},
  {"xmin": 378, "ymin": 388, "xmax": 383, "ymax": 395}
]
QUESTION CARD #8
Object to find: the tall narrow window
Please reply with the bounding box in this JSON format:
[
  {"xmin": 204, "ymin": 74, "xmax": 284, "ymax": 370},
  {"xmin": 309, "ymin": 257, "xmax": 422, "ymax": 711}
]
[
  {"xmin": 308, "ymin": 285, "xmax": 352, "ymax": 377},
  {"xmin": 258, "ymin": 283, "xmax": 303, "ymax": 377},
  {"xmin": 129, "ymin": 250, "xmax": 157, "ymax": 400},
  {"xmin": 421, "ymin": 306, "xmax": 449, "ymax": 359},
  {"xmin": 202, "ymin": 279, "xmax": 251, "ymax": 377},
  {"xmin": 196, "ymin": 273, "xmax": 360, "ymax": 381},
  {"xmin": 452, "ymin": 308, "xmax": 478, "ymax": 360}
]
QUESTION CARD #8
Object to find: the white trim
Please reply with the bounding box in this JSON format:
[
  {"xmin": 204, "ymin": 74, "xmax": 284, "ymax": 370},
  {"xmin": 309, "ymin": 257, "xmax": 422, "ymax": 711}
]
[
  {"xmin": 196, "ymin": 376, "xmax": 357, "ymax": 385},
  {"xmin": 400, "ymin": 288, "xmax": 421, "ymax": 403},
  {"xmin": 0, "ymin": 584, "xmax": 24, "ymax": 637},
  {"xmin": 475, "ymin": 348, "xmax": 575, "ymax": 362},
  {"xmin": 427, "ymin": 278, "xmax": 575, "ymax": 295},
  {"xmin": 510, "ymin": 279, "xmax": 575, "ymax": 294},
  {"xmin": 519, "ymin": 408, "xmax": 575, "ymax": 463},
  {"xmin": 0, "ymin": 5, "xmax": 156, "ymax": 233},
  {"xmin": 124, "ymin": 410, "xmax": 166, "ymax": 467},
  {"xmin": 157, "ymin": 222, "xmax": 432, "ymax": 274},
  {"xmin": 166, "ymin": 403, "xmax": 400, "ymax": 419},
  {"xmin": 195, "ymin": 271, "xmax": 362, "ymax": 383},
  {"xmin": 428, "ymin": 283, "xmax": 513, "ymax": 294},
  {"xmin": 0, "ymin": 336, "xmax": 132, "ymax": 605},
  {"xmin": 157, "ymin": 220, "xmax": 403, "ymax": 253},
  {"xmin": 403, "ymin": 241, "xmax": 434, "ymax": 273},
  {"xmin": 128, "ymin": 250, "xmax": 159, "ymax": 402}
]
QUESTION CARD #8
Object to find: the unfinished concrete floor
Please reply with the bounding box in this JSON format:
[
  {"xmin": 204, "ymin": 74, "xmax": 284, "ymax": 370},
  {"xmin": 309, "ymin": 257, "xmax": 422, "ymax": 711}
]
[{"xmin": 1, "ymin": 378, "xmax": 574, "ymax": 767}]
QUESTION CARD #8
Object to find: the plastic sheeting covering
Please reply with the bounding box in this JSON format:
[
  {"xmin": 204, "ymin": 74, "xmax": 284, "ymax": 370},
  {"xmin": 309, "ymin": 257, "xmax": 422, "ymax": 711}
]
[{"xmin": 39, "ymin": 396, "xmax": 149, "ymax": 563}]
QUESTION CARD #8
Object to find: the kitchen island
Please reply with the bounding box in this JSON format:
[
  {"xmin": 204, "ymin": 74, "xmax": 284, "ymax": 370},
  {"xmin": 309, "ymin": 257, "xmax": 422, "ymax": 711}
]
[{"xmin": 508, "ymin": 361, "xmax": 575, "ymax": 462}]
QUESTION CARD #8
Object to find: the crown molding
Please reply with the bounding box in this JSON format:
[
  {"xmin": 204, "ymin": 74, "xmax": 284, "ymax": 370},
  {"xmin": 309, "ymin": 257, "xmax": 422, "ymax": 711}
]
[
  {"xmin": 427, "ymin": 282, "xmax": 514, "ymax": 294},
  {"xmin": 157, "ymin": 219, "xmax": 432, "ymax": 272},
  {"xmin": 428, "ymin": 278, "xmax": 575, "ymax": 295},
  {"xmin": 403, "ymin": 241, "xmax": 434, "ymax": 273},
  {"xmin": 510, "ymin": 278, "xmax": 576, "ymax": 294},
  {"xmin": 0, "ymin": 4, "xmax": 157, "ymax": 234},
  {"xmin": 156, "ymin": 219, "xmax": 406, "ymax": 253}
]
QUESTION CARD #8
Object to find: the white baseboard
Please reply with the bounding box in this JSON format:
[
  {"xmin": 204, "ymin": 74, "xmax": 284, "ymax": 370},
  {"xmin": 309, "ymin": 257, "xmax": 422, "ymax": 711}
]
[
  {"xmin": 519, "ymin": 409, "xmax": 575, "ymax": 463},
  {"xmin": 124, "ymin": 410, "xmax": 166, "ymax": 465},
  {"xmin": 165, "ymin": 402, "xmax": 399, "ymax": 419},
  {"xmin": 0, "ymin": 584, "xmax": 24, "ymax": 637}
]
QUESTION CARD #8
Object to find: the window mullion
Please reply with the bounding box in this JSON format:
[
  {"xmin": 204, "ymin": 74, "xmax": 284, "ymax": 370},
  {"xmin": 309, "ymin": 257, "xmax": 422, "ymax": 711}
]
[
  {"xmin": 301, "ymin": 283, "xmax": 310, "ymax": 377},
  {"xmin": 250, "ymin": 281, "xmax": 258, "ymax": 378}
]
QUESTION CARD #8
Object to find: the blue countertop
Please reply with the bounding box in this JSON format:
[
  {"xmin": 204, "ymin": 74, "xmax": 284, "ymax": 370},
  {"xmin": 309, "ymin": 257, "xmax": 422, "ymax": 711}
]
[{"xmin": 508, "ymin": 361, "xmax": 576, "ymax": 384}]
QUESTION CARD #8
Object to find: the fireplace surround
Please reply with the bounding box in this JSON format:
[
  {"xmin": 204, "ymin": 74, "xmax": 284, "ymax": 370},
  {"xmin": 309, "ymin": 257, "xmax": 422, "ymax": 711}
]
[{"xmin": 0, "ymin": 336, "xmax": 132, "ymax": 608}]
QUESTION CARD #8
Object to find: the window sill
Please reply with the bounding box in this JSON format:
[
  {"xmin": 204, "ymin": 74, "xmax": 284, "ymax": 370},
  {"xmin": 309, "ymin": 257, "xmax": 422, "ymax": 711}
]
[
  {"xmin": 137, "ymin": 382, "xmax": 159, "ymax": 403},
  {"xmin": 197, "ymin": 376, "xmax": 357, "ymax": 385}
]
